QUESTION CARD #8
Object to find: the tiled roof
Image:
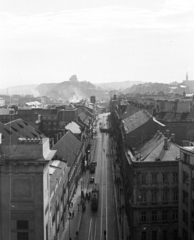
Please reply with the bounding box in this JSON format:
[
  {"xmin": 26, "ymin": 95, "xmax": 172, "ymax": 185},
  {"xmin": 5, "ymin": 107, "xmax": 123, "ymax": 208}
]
[
  {"xmin": 78, "ymin": 112, "xmax": 91, "ymax": 126},
  {"xmin": 52, "ymin": 130, "xmax": 82, "ymax": 167},
  {"xmin": 123, "ymin": 110, "xmax": 151, "ymax": 134},
  {"xmin": 133, "ymin": 133, "xmax": 180, "ymax": 162},
  {"xmin": 0, "ymin": 121, "xmax": 21, "ymax": 144},
  {"xmin": 5, "ymin": 119, "xmax": 44, "ymax": 139},
  {"xmin": 83, "ymin": 107, "xmax": 93, "ymax": 118}
]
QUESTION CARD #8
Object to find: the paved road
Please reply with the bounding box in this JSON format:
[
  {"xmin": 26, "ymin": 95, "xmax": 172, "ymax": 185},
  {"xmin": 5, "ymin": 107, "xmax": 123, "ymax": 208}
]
[{"xmin": 78, "ymin": 113, "xmax": 119, "ymax": 240}]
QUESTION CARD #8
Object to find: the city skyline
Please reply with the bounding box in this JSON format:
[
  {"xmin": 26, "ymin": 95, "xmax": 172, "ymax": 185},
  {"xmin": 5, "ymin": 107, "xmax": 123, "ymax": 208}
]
[{"xmin": 1, "ymin": 0, "xmax": 194, "ymax": 89}]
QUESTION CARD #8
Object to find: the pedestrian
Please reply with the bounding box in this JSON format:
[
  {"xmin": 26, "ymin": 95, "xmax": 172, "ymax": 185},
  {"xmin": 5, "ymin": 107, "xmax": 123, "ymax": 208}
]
[
  {"xmin": 69, "ymin": 211, "xmax": 71, "ymax": 218},
  {"xmin": 72, "ymin": 210, "xmax": 74, "ymax": 218}
]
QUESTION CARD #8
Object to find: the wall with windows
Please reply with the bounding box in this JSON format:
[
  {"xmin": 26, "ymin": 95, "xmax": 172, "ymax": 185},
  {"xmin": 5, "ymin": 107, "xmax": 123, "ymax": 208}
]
[
  {"xmin": 179, "ymin": 148, "xmax": 194, "ymax": 240},
  {"xmin": 131, "ymin": 162, "xmax": 179, "ymax": 240}
]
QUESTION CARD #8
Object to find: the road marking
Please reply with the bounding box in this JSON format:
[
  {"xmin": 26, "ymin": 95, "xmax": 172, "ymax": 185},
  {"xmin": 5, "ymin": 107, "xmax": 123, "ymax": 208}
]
[
  {"xmin": 87, "ymin": 218, "xmax": 92, "ymax": 240},
  {"xmin": 94, "ymin": 218, "xmax": 97, "ymax": 240}
]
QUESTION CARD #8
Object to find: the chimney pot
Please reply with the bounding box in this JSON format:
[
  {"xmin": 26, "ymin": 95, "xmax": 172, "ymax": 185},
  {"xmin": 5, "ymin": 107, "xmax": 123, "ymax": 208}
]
[
  {"xmin": 164, "ymin": 137, "xmax": 168, "ymax": 150},
  {"xmin": 171, "ymin": 133, "xmax": 175, "ymax": 143}
]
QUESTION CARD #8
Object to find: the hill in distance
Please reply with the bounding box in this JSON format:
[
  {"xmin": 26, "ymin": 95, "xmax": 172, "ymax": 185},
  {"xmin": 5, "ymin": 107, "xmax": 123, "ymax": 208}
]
[{"xmin": 96, "ymin": 81, "xmax": 142, "ymax": 90}]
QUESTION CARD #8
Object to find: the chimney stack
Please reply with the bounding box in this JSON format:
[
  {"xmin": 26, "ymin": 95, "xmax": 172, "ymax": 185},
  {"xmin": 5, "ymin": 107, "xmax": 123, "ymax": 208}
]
[
  {"xmin": 171, "ymin": 133, "xmax": 175, "ymax": 143},
  {"xmin": 164, "ymin": 137, "xmax": 168, "ymax": 150},
  {"xmin": 55, "ymin": 134, "xmax": 59, "ymax": 144},
  {"xmin": 166, "ymin": 130, "xmax": 170, "ymax": 139}
]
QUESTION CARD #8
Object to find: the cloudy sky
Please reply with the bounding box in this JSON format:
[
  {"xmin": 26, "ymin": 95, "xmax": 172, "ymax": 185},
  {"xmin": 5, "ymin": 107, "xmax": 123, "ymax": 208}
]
[{"xmin": 0, "ymin": 0, "xmax": 194, "ymax": 89}]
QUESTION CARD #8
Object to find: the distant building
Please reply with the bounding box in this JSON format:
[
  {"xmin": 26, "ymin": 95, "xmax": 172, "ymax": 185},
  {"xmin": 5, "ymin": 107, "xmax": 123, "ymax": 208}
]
[{"xmin": 0, "ymin": 97, "xmax": 5, "ymax": 106}]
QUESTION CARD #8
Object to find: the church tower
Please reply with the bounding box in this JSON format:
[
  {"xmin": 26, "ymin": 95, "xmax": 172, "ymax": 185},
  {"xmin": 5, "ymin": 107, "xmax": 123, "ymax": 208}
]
[{"xmin": 186, "ymin": 72, "xmax": 189, "ymax": 81}]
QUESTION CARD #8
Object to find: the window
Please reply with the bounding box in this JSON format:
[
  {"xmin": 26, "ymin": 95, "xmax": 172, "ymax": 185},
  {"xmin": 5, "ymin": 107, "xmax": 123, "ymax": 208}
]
[
  {"xmin": 17, "ymin": 232, "xmax": 28, "ymax": 240},
  {"xmin": 163, "ymin": 191, "xmax": 168, "ymax": 202},
  {"xmin": 172, "ymin": 209, "xmax": 178, "ymax": 220},
  {"xmin": 141, "ymin": 211, "xmax": 147, "ymax": 222},
  {"xmin": 17, "ymin": 221, "xmax": 28, "ymax": 230},
  {"xmin": 183, "ymin": 210, "xmax": 188, "ymax": 224},
  {"xmin": 192, "ymin": 220, "xmax": 194, "ymax": 233},
  {"xmin": 162, "ymin": 210, "xmax": 168, "ymax": 221},
  {"xmin": 152, "ymin": 191, "xmax": 157, "ymax": 203},
  {"xmin": 192, "ymin": 178, "xmax": 194, "ymax": 191},
  {"xmin": 141, "ymin": 192, "xmax": 147, "ymax": 203},
  {"xmin": 183, "ymin": 171, "xmax": 189, "ymax": 185},
  {"xmin": 183, "ymin": 190, "xmax": 188, "ymax": 205},
  {"xmin": 173, "ymin": 173, "xmax": 178, "ymax": 183},
  {"xmin": 163, "ymin": 230, "xmax": 167, "ymax": 240},
  {"xmin": 152, "ymin": 211, "xmax": 157, "ymax": 222},
  {"xmin": 184, "ymin": 153, "xmax": 190, "ymax": 164},
  {"xmin": 173, "ymin": 190, "xmax": 178, "ymax": 201},
  {"xmin": 141, "ymin": 232, "xmax": 146, "ymax": 240},
  {"xmin": 17, "ymin": 221, "xmax": 29, "ymax": 240},
  {"xmin": 173, "ymin": 230, "xmax": 178, "ymax": 240},
  {"xmin": 152, "ymin": 173, "xmax": 157, "ymax": 183},
  {"xmin": 152, "ymin": 230, "xmax": 157, "ymax": 240},
  {"xmin": 183, "ymin": 228, "xmax": 188, "ymax": 240},
  {"xmin": 141, "ymin": 174, "xmax": 147, "ymax": 184},
  {"xmin": 162, "ymin": 173, "xmax": 168, "ymax": 183}
]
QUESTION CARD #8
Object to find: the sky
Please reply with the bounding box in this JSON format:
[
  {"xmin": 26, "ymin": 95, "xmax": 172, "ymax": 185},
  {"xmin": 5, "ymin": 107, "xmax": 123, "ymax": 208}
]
[{"xmin": 0, "ymin": 0, "xmax": 194, "ymax": 89}]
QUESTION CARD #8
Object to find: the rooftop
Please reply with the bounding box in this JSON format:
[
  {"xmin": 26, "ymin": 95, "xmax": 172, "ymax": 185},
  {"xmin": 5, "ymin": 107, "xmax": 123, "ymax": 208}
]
[
  {"xmin": 123, "ymin": 110, "xmax": 151, "ymax": 134},
  {"xmin": 130, "ymin": 133, "xmax": 180, "ymax": 162}
]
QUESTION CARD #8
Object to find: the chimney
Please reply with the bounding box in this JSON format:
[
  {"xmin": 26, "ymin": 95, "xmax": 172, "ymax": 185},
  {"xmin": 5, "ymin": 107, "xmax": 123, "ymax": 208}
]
[
  {"xmin": 55, "ymin": 134, "xmax": 59, "ymax": 143},
  {"xmin": 50, "ymin": 138, "xmax": 54, "ymax": 148},
  {"xmin": 59, "ymin": 131, "xmax": 63, "ymax": 139},
  {"xmin": 171, "ymin": 133, "xmax": 175, "ymax": 143},
  {"xmin": 182, "ymin": 140, "xmax": 190, "ymax": 147},
  {"xmin": 164, "ymin": 137, "xmax": 168, "ymax": 150},
  {"xmin": 38, "ymin": 114, "xmax": 42, "ymax": 122},
  {"xmin": 166, "ymin": 130, "xmax": 170, "ymax": 139}
]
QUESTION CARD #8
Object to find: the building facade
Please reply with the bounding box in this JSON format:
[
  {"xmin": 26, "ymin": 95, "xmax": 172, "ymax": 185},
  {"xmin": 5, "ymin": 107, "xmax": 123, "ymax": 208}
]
[{"xmin": 179, "ymin": 145, "xmax": 194, "ymax": 240}]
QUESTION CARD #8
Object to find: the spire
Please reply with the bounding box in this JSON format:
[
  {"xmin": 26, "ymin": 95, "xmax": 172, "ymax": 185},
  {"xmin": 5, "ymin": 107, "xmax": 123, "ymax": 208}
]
[{"xmin": 186, "ymin": 72, "xmax": 188, "ymax": 81}]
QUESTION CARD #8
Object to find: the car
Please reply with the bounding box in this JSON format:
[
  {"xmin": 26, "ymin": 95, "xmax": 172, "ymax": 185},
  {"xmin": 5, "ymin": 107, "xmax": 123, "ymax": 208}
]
[{"xmin": 90, "ymin": 177, "xmax": 95, "ymax": 183}]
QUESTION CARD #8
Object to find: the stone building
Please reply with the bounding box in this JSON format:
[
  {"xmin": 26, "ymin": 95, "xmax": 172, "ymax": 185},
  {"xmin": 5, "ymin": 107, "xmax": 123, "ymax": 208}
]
[
  {"xmin": 110, "ymin": 97, "xmax": 180, "ymax": 240},
  {"xmin": 0, "ymin": 121, "xmax": 56, "ymax": 240},
  {"xmin": 179, "ymin": 143, "xmax": 194, "ymax": 240}
]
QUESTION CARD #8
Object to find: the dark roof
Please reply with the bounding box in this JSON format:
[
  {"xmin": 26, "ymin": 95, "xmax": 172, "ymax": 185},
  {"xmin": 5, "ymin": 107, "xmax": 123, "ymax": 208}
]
[
  {"xmin": 5, "ymin": 119, "xmax": 44, "ymax": 139},
  {"xmin": 52, "ymin": 130, "xmax": 82, "ymax": 167},
  {"xmin": 78, "ymin": 112, "xmax": 91, "ymax": 126},
  {"xmin": 123, "ymin": 110, "xmax": 151, "ymax": 134},
  {"xmin": 0, "ymin": 121, "xmax": 21, "ymax": 144},
  {"xmin": 83, "ymin": 107, "xmax": 93, "ymax": 118}
]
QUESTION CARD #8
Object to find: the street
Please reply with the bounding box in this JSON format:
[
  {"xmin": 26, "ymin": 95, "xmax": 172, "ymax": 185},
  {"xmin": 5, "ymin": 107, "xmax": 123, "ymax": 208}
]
[{"xmin": 78, "ymin": 113, "xmax": 119, "ymax": 240}]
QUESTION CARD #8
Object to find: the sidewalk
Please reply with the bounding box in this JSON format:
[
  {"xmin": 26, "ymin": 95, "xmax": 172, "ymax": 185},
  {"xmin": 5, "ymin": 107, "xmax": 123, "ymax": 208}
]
[
  {"xmin": 61, "ymin": 171, "xmax": 89, "ymax": 240},
  {"xmin": 61, "ymin": 139, "xmax": 96, "ymax": 240},
  {"xmin": 110, "ymin": 139, "xmax": 131, "ymax": 240}
]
